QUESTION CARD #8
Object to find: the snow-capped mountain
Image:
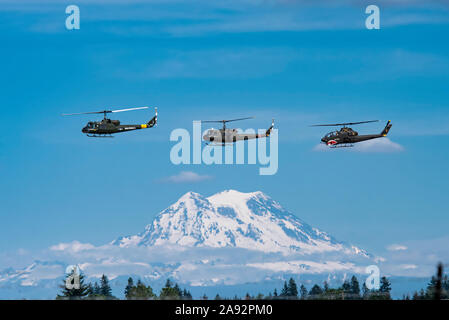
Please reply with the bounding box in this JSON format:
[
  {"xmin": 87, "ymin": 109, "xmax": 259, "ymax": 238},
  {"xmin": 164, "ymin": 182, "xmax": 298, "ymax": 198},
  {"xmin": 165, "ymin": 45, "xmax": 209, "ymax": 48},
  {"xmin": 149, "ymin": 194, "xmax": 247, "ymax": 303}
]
[
  {"xmin": 113, "ymin": 190, "xmax": 368, "ymax": 257},
  {"xmin": 0, "ymin": 190, "xmax": 378, "ymax": 299}
]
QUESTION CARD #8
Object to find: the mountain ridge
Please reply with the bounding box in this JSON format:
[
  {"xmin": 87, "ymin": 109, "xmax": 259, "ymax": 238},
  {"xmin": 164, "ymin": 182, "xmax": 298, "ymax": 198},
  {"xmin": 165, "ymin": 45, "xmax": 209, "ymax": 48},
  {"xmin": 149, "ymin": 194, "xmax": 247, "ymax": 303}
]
[
  {"xmin": 112, "ymin": 189, "xmax": 369, "ymax": 257},
  {"xmin": 0, "ymin": 189, "xmax": 377, "ymax": 299}
]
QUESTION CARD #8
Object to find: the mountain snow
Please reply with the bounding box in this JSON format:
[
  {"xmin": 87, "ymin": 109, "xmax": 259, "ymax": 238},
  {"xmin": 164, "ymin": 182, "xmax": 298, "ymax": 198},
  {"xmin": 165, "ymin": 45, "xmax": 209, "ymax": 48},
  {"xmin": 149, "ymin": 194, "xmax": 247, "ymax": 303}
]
[
  {"xmin": 113, "ymin": 190, "xmax": 369, "ymax": 257},
  {"xmin": 0, "ymin": 190, "xmax": 376, "ymax": 299}
]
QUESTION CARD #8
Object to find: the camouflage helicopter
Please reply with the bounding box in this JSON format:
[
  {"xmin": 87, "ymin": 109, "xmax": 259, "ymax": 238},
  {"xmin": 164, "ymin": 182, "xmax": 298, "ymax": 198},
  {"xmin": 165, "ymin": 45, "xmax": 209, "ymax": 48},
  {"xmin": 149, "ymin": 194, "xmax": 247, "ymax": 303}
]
[
  {"xmin": 62, "ymin": 106, "xmax": 157, "ymax": 137},
  {"xmin": 202, "ymin": 117, "xmax": 274, "ymax": 145},
  {"xmin": 311, "ymin": 120, "xmax": 392, "ymax": 148}
]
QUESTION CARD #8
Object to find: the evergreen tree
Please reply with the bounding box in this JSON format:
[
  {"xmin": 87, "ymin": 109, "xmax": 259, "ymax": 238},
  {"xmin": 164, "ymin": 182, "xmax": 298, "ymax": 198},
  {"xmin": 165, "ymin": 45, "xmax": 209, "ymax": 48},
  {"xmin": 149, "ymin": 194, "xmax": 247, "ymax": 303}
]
[
  {"xmin": 299, "ymin": 284, "xmax": 308, "ymax": 300},
  {"xmin": 362, "ymin": 282, "xmax": 369, "ymax": 297},
  {"xmin": 86, "ymin": 283, "xmax": 93, "ymax": 296},
  {"xmin": 341, "ymin": 280, "xmax": 351, "ymax": 294},
  {"xmin": 309, "ymin": 284, "xmax": 323, "ymax": 298},
  {"xmin": 379, "ymin": 276, "xmax": 392, "ymax": 300},
  {"xmin": 273, "ymin": 288, "xmax": 278, "ymax": 297},
  {"xmin": 287, "ymin": 278, "xmax": 298, "ymax": 299},
  {"xmin": 56, "ymin": 268, "xmax": 90, "ymax": 300},
  {"xmin": 323, "ymin": 281, "xmax": 329, "ymax": 292},
  {"xmin": 379, "ymin": 276, "xmax": 391, "ymax": 293},
  {"xmin": 442, "ymin": 274, "xmax": 449, "ymax": 299},
  {"xmin": 255, "ymin": 293, "xmax": 264, "ymax": 300},
  {"xmin": 412, "ymin": 291, "xmax": 418, "ymax": 300},
  {"xmin": 425, "ymin": 276, "xmax": 438, "ymax": 299},
  {"xmin": 100, "ymin": 274, "xmax": 113, "ymax": 298},
  {"xmin": 322, "ymin": 287, "xmax": 345, "ymax": 300},
  {"xmin": 419, "ymin": 289, "xmax": 425, "ymax": 299},
  {"xmin": 86, "ymin": 281, "xmax": 103, "ymax": 299},
  {"xmin": 215, "ymin": 294, "xmax": 222, "ymax": 300},
  {"xmin": 424, "ymin": 265, "xmax": 448, "ymax": 300},
  {"xmin": 124, "ymin": 277, "xmax": 134, "ymax": 299},
  {"xmin": 173, "ymin": 283, "xmax": 182, "ymax": 297},
  {"xmin": 181, "ymin": 289, "xmax": 192, "ymax": 300},
  {"xmin": 280, "ymin": 281, "xmax": 289, "ymax": 297},
  {"xmin": 160, "ymin": 279, "xmax": 181, "ymax": 300},
  {"xmin": 94, "ymin": 282, "xmax": 101, "ymax": 295},
  {"xmin": 349, "ymin": 276, "xmax": 361, "ymax": 299},
  {"xmin": 129, "ymin": 280, "xmax": 156, "ymax": 300},
  {"xmin": 165, "ymin": 279, "xmax": 173, "ymax": 288}
]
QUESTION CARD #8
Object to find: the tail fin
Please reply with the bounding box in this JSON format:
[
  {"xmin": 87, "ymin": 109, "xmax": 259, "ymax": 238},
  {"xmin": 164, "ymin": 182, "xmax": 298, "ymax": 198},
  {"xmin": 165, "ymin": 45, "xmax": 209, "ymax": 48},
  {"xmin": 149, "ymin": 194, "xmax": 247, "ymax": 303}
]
[
  {"xmin": 147, "ymin": 107, "xmax": 158, "ymax": 127},
  {"xmin": 266, "ymin": 119, "xmax": 275, "ymax": 136},
  {"xmin": 381, "ymin": 120, "xmax": 392, "ymax": 136}
]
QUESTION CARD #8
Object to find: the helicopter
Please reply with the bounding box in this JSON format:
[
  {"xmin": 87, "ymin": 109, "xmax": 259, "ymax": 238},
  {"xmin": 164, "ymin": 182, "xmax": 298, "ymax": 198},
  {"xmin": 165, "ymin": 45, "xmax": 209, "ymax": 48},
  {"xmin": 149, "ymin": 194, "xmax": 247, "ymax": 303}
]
[
  {"xmin": 311, "ymin": 120, "xmax": 392, "ymax": 148},
  {"xmin": 62, "ymin": 106, "xmax": 157, "ymax": 137},
  {"xmin": 202, "ymin": 117, "xmax": 274, "ymax": 145}
]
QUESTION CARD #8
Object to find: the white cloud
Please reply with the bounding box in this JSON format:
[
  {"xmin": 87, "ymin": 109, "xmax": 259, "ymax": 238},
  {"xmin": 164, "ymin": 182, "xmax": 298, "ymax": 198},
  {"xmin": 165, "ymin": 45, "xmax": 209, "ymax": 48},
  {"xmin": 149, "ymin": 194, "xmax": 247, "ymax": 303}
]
[
  {"xmin": 49, "ymin": 241, "xmax": 95, "ymax": 253},
  {"xmin": 1, "ymin": 243, "xmax": 373, "ymax": 291},
  {"xmin": 387, "ymin": 244, "xmax": 408, "ymax": 251},
  {"xmin": 161, "ymin": 171, "xmax": 213, "ymax": 183},
  {"xmin": 379, "ymin": 236, "xmax": 449, "ymax": 277},
  {"xmin": 352, "ymin": 138, "xmax": 405, "ymax": 153},
  {"xmin": 2, "ymin": 236, "xmax": 449, "ymax": 298}
]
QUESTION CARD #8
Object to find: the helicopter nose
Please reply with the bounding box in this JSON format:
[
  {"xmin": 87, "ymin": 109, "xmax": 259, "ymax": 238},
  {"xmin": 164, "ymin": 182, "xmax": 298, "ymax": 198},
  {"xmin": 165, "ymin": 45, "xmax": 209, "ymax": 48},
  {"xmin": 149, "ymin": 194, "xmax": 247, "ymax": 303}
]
[
  {"xmin": 82, "ymin": 127, "xmax": 88, "ymax": 133},
  {"xmin": 203, "ymin": 135, "xmax": 214, "ymax": 142},
  {"xmin": 321, "ymin": 138, "xmax": 326, "ymax": 143}
]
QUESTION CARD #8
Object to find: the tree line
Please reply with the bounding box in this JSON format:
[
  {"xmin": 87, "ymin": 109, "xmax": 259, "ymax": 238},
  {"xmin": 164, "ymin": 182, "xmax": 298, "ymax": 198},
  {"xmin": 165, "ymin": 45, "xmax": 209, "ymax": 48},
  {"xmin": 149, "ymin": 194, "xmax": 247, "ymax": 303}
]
[
  {"xmin": 263, "ymin": 275, "xmax": 392, "ymax": 300},
  {"xmin": 56, "ymin": 269, "xmax": 193, "ymax": 300},
  {"xmin": 56, "ymin": 264, "xmax": 447, "ymax": 300}
]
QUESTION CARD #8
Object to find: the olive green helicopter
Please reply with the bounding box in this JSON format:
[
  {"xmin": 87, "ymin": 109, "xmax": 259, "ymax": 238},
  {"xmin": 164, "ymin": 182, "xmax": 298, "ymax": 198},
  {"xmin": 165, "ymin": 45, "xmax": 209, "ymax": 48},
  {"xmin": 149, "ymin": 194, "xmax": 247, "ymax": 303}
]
[{"xmin": 62, "ymin": 106, "xmax": 157, "ymax": 137}]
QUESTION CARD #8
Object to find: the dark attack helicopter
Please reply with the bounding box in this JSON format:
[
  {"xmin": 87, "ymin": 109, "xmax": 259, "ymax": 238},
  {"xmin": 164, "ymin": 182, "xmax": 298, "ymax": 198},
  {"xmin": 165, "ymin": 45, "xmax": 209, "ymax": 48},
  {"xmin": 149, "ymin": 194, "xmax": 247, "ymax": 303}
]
[
  {"xmin": 202, "ymin": 117, "xmax": 274, "ymax": 145},
  {"xmin": 311, "ymin": 120, "xmax": 392, "ymax": 148},
  {"xmin": 62, "ymin": 107, "xmax": 157, "ymax": 137}
]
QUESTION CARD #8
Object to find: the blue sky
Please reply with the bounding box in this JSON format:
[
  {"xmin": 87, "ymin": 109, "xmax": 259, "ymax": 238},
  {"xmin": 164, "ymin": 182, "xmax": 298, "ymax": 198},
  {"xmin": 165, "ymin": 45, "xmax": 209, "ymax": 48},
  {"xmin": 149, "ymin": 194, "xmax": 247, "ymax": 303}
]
[{"xmin": 1, "ymin": 0, "xmax": 449, "ymax": 274}]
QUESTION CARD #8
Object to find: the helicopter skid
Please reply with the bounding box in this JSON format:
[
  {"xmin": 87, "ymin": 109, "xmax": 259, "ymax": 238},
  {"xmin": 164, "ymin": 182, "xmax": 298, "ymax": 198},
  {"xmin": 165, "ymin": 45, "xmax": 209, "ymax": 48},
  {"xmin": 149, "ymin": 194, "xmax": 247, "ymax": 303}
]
[
  {"xmin": 86, "ymin": 134, "xmax": 114, "ymax": 138},
  {"xmin": 205, "ymin": 142, "xmax": 236, "ymax": 146},
  {"xmin": 329, "ymin": 143, "xmax": 353, "ymax": 148}
]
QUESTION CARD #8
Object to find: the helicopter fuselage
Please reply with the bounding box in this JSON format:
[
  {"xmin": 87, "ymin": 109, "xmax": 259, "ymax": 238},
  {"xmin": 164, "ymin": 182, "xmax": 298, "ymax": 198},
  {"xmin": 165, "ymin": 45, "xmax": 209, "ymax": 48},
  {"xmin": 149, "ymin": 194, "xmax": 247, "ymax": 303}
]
[
  {"xmin": 82, "ymin": 119, "xmax": 146, "ymax": 135},
  {"xmin": 82, "ymin": 115, "xmax": 157, "ymax": 136},
  {"xmin": 321, "ymin": 131, "xmax": 384, "ymax": 146},
  {"xmin": 320, "ymin": 121, "xmax": 392, "ymax": 147},
  {"xmin": 203, "ymin": 120, "xmax": 274, "ymax": 145}
]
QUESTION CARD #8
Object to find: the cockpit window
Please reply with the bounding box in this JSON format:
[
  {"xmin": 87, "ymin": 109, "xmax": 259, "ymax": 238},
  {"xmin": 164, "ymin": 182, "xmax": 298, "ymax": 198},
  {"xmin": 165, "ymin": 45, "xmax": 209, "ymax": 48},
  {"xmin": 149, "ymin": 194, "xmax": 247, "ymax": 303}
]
[{"xmin": 325, "ymin": 131, "xmax": 337, "ymax": 138}]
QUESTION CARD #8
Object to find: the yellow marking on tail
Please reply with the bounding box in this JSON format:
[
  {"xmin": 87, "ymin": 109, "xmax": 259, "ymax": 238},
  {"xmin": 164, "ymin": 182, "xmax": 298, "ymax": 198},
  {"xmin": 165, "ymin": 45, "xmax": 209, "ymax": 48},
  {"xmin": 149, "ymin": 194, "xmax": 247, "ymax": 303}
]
[{"xmin": 141, "ymin": 124, "xmax": 148, "ymax": 129}]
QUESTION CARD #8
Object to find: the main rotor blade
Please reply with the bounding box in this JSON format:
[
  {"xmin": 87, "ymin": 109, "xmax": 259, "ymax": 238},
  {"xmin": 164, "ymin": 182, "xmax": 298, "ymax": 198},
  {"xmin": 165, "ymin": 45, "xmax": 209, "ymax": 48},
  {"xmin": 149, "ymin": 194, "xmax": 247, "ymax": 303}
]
[
  {"xmin": 111, "ymin": 106, "xmax": 149, "ymax": 113},
  {"xmin": 310, "ymin": 120, "xmax": 379, "ymax": 127},
  {"xmin": 202, "ymin": 117, "xmax": 254, "ymax": 123},
  {"xmin": 61, "ymin": 111, "xmax": 110, "ymax": 116},
  {"xmin": 62, "ymin": 106, "xmax": 149, "ymax": 116}
]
